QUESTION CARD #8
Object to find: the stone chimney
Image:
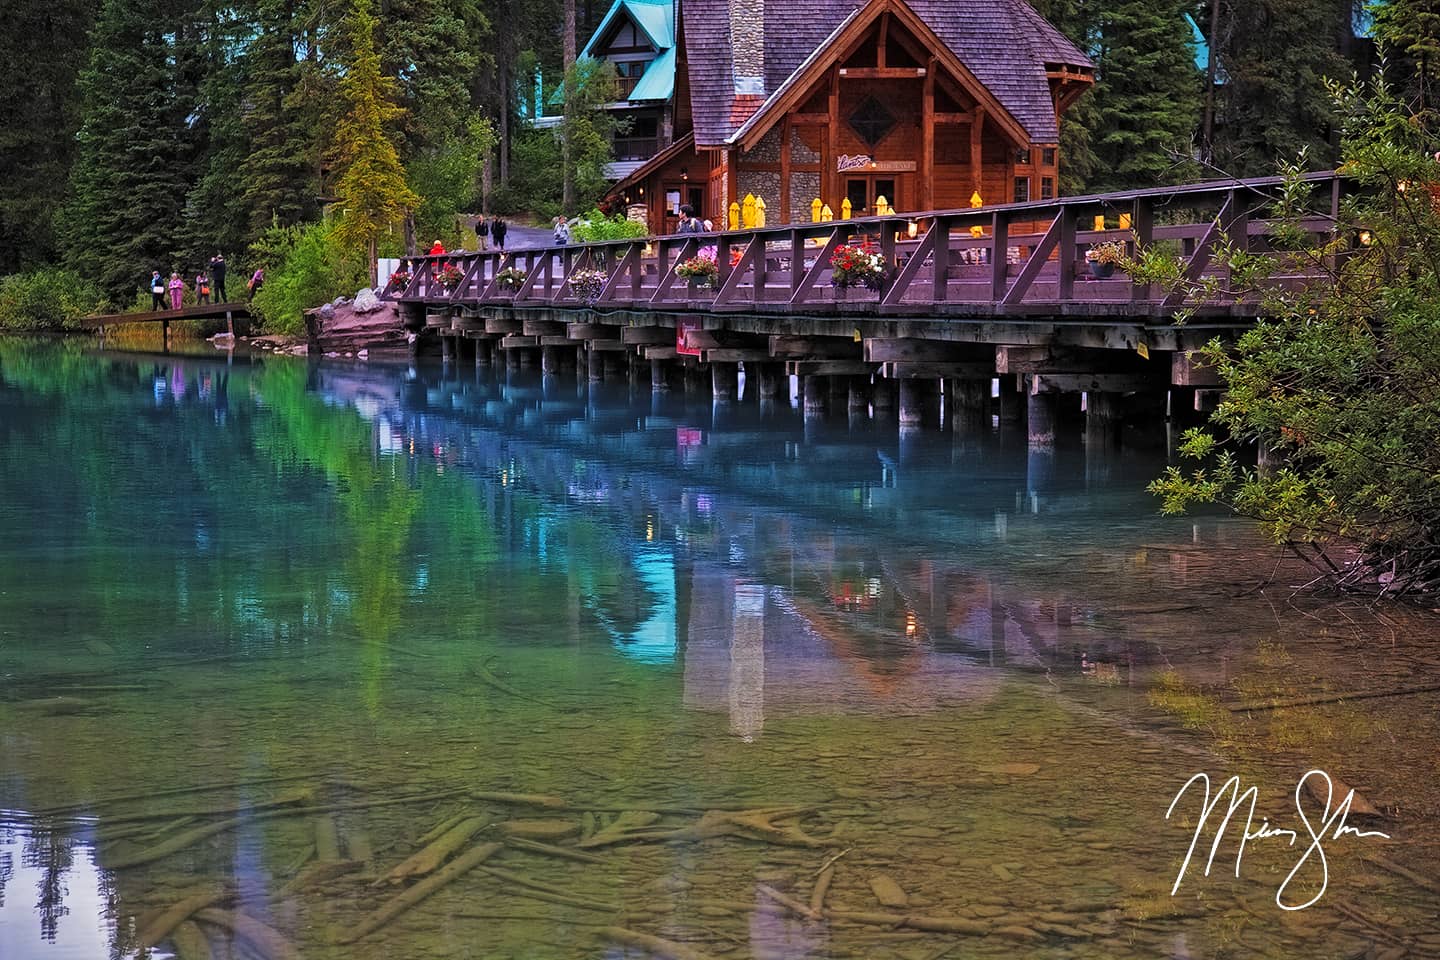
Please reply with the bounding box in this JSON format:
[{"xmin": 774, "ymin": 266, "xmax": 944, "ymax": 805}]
[{"xmin": 730, "ymin": 0, "xmax": 765, "ymax": 95}]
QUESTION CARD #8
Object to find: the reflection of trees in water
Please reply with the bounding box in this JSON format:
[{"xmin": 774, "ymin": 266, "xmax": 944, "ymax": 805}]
[{"xmin": 22, "ymin": 827, "xmax": 74, "ymax": 942}]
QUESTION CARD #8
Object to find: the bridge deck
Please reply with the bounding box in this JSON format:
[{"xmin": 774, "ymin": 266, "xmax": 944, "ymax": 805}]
[
  {"xmin": 385, "ymin": 172, "xmax": 1344, "ymax": 324},
  {"xmin": 79, "ymin": 302, "xmax": 251, "ymax": 328}
]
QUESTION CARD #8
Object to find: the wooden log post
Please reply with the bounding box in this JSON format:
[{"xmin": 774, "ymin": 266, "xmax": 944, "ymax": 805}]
[
  {"xmin": 803, "ymin": 375, "xmax": 828, "ymax": 419},
  {"xmin": 754, "ymin": 362, "xmax": 784, "ymax": 401},
  {"xmin": 949, "ymin": 378, "xmax": 990, "ymax": 435},
  {"xmin": 587, "ymin": 346, "xmax": 604, "ymax": 382},
  {"xmin": 1085, "ymin": 391, "xmax": 1124, "ymax": 450},
  {"xmin": 712, "ymin": 361, "xmax": 739, "ymax": 403},
  {"xmin": 997, "ymin": 373, "xmax": 1024, "ymax": 426},
  {"xmin": 848, "ymin": 375, "xmax": 871, "ymax": 415},
  {"xmin": 1027, "ymin": 387, "xmax": 1059, "ymax": 449},
  {"xmin": 898, "ymin": 379, "xmax": 939, "ymax": 428},
  {"xmin": 871, "ymin": 377, "xmax": 895, "ymax": 417},
  {"xmin": 651, "ymin": 358, "xmax": 672, "ymax": 392}
]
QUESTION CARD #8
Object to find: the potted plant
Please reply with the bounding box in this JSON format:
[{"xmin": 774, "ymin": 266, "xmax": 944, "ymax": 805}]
[
  {"xmin": 1086, "ymin": 240, "xmax": 1126, "ymax": 279},
  {"xmin": 495, "ymin": 266, "xmax": 527, "ymax": 291},
  {"xmin": 675, "ymin": 248, "xmax": 720, "ymax": 287},
  {"xmin": 388, "ymin": 268, "xmax": 412, "ymax": 291},
  {"xmin": 829, "ymin": 240, "xmax": 889, "ymax": 291},
  {"xmin": 436, "ymin": 263, "xmax": 465, "ymax": 291},
  {"xmin": 568, "ymin": 267, "xmax": 608, "ymax": 304}
]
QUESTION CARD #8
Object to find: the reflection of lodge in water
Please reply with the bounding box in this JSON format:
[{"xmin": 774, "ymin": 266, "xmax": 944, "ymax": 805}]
[{"xmin": 315, "ymin": 363, "xmax": 1197, "ymax": 719}]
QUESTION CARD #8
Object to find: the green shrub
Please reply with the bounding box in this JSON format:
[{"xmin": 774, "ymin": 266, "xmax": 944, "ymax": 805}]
[
  {"xmin": 0, "ymin": 268, "xmax": 105, "ymax": 331},
  {"xmin": 570, "ymin": 209, "xmax": 648, "ymax": 243},
  {"xmin": 247, "ymin": 221, "xmax": 367, "ymax": 336}
]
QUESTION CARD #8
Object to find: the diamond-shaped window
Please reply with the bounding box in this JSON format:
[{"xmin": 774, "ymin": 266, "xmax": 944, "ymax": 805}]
[{"xmin": 848, "ymin": 96, "xmax": 897, "ymax": 148}]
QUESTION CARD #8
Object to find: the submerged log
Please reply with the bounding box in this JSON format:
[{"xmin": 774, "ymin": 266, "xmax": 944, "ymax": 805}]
[
  {"xmin": 384, "ymin": 817, "xmax": 488, "ymax": 883},
  {"xmin": 168, "ymin": 920, "xmax": 214, "ymax": 960},
  {"xmin": 757, "ymin": 883, "xmax": 819, "ymax": 921},
  {"xmin": 31, "ymin": 773, "xmax": 316, "ymax": 818},
  {"xmin": 472, "ymin": 790, "xmax": 567, "ymax": 809},
  {"xmin": 136, "ymin": 889, "xmax": 232, "ymax": 948},
  {"xmin": 599, "ymin": 926, "xmax": 720, "ymax": 960},
  {"xmin": 504, "ymin": 837, "xmax": 605, "ymax": 864},
  {"xmin": 416, "ymin": 810, "xmax": 471, "ymax": 847},
  {"xmin": 193, "ymin": 908, "xmax": 298, "ymax": 960},
  {"xmin": 97, "ymin": 789, "xmax": 315, "ymax": 826},
  {"xmin": 313, "ymin": 816, "xmax": 342, "ymax": 862},
  {"xmin": 337, "ymin": 842, "xmax": 503, "ymax": 944},
  {"xmin": 274, "ymin": 860, "xmax": 364, "ymax": 899},
  {"xmin": 810, "ymin": 865, "xmax": 835, "ymax": 917},
  {"xmin": 575, "ymin": 811, "xmax": 661, "ymax": 848},
  {"xmin": 476, "ymin": 865, "xmax": 617, "ymax": 912}
]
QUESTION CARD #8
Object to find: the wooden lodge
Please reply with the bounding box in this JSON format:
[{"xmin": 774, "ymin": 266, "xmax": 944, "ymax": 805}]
[{"xmin": 605, "ymin": 0, "xmax": 1093, "ymax": 231}]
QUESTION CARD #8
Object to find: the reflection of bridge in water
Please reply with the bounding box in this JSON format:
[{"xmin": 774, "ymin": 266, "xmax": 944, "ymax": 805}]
[{"xmin": 308, "ymin": 360, "xmax": 1234, "ymax": 731}]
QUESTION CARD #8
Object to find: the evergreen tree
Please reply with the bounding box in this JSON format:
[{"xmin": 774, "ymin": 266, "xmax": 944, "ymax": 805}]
[
  {"xmin": 1374, "ymin": 0, "xmax": 1440, "ymax": 112},
  {"xmin": 0, "ymin": 0, "xmax": 97, "ymax": 272},
  {"xmin": 239, "ymin": 0, "xmax": 325, "ymax": 235},
  {"xmin": 1088, "ymin": 0, "xmax": 1204, "ymax": 190},
  {"xmin": 331, "ymin": 0, "xmax": 418, "ymax": 281},
  {"xmin": 380, "ymin": 0, "xmax": 490, "ymax": 151},
  {"xmin": 1209, "ymin": 0, "xmax": 1353, "ymax": 176},
  {"xmin": 60, "ymin": 0, "xmax": 193, "ymax": 304},
  {"xmin": 180, "ymin": 0, "xmax": 253, "ymax": 261}
]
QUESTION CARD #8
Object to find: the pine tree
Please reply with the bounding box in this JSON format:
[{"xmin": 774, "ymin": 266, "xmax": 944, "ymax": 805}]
[
  {"xmin": 1374, "ymin": 0, "xmax": 1440, "ymax": 113},
  {"xmin": 1209, "ymin": 0, "xmax": 1353, "ymax": 175},
  {"xmin": 1088, "ymin": 0, "xmax": 1204, "ymax": 190},
  {"xmin": 60, "ymin": 0, "xmax": 193, "ymax": 304},
  {"xmin": 331, "ymin": 0, "xmax": 419, "ymax": 282},
  {"xmin": 0, "ymin": 0, "xmax": 97, "ymax": 272},
  {"xmin": 239, "ymin": 0, "xmax": 324, "ymax": 234}
]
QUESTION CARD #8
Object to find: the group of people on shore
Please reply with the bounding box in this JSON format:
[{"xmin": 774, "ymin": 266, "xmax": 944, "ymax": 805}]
[{"xmin": 145, "ymin": 254, "xmax": 264, "ymax": 311}]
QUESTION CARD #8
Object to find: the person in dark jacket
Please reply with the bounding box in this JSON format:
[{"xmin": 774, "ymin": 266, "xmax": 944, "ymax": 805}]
[
  {"xmin": 476, "ymin": 216, "xmax": 490, "ymax": 251},
  {"xmin": 149, "ymin": 270, "xmax": 165, "ymax": 310},
  {"xmin": 676, "ymin": 204, "xmax": 703, "ymax": 235},
  {"xmin": 210, "ymin": 253, "xmax": 228, "ymax": 301},
  {"xmin": 491, "ymin": 218, "xmax": 508, "ymax": 252}
]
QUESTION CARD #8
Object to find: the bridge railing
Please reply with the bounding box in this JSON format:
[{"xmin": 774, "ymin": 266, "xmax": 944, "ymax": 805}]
[{"xmin": 383, "ymin": 171, "xmax": 1347, "ymax": 317}]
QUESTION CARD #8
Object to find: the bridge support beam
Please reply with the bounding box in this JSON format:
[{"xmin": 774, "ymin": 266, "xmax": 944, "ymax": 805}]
[
  {"xmin": 1026, "ymin": 388, "xmax": 1059, "ymax": 449},
  {"xmin": 898, "ymin": 379, "xmax": 939, "ymax": 428},
  {"xmin": 541, "ymin": 345, "xmax": 565, "ymax": 375},
  {"xmin": 712, "ymin": 361, "xmax": 739, "ymax": 403},
  {"xmin": 948, "ymin": 378, "xmax": 990, "ymax": 434},
  {"xmin": 603, "ymin": 351, "xmax": 626, "ymax": 381},
  {"xmin": 587, "ymin": 347, "xmax": 605, "ymax": 382},
  {"xmin": 803, "ymin": 375, "xmax": 828, "ymax": 419},
  {"xmin": 441, "ymin": 334, "xmax": 454, "ymax": 364}
]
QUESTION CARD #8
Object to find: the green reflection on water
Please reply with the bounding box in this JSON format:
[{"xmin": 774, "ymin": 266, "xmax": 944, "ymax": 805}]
[{"xmin": 0, "ymin": 340, "xmax": 1433, "ymax": 960}]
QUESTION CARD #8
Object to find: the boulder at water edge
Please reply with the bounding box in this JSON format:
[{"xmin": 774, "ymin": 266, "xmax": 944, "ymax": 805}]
[{"xmin": 353, "ymin": 288, "xmax": 382, "ymax": 313}]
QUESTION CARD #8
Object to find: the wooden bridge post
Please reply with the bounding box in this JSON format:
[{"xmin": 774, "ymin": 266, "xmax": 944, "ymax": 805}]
[
  {"xmin": 899, "ymin": 379, "xmax": 939, "ymax": 428},
  {"xmin": 932, "ymin": 217, "xmax": 951, "ymax": 302},
  {"xmin": 712, "ymin": 361, "xmax": 739, "ymax": 403},
  {"xmin": 1085, "ymin": 390, "xmax": 1124, "ymax": 450},
  {"xmin": 587, "ymin": 346, "xmax": 605, "ymax": 382},
  {"xmin": 949, "ymin": 378, "xmax": 990, "ymax": 434},
  {"xmin": 990, "ymin": 213, "xmax": 1010, "ymax": 302},
  {"xmin": 847, "ymin": 376, "xmax": 871, "ymax": 417},
  {"xmin": 997, "ymin": 374, "xmax": 1024, "ymax": 426},
  {"xmin": 871, "ymin": 378, "xmax": 895, "ymax": 418},
  {"xmin": 802, "ymin": 375, "xmax": 828, "ymax": 419},
  {"xmin": 161, "ymin": 317, "xmax": 170, "ymax": 353},
  {"xmin": 752, "ymin": 362, "xmax": 783, "ymax": 401},
  {"xmin": 651, "ymin": 358, "xmax": 672, "ymax": 391}
]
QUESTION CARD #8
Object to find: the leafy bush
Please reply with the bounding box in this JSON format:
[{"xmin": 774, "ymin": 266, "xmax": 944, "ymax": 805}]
[
  {"xmin": 571, "ymin": 209, "xmax": 648, "ymax": 243},
  {"xmin": 0, "ymin": 268, "xmax": 105, "ymax": 331},
  {"xmin": 1146, "ymin": 79, "xmax": 1440, "ymax": 602},
  {"xmin": 247, "ymin": 221, "xmax": 367, "ymax": 335}
]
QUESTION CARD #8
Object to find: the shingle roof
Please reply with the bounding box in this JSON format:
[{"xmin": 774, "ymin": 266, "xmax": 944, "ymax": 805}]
[{"xmin": 682, "ymin": 0, "xmax": 1091, "ymax": 147}]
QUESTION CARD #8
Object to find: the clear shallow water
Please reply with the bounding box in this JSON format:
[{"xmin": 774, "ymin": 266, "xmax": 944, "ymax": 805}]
[{"xmin": 1, "ymin": 339, "xmax": 1437, "ymax": 960}]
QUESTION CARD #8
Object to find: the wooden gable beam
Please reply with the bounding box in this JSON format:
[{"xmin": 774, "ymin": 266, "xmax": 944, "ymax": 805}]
[{"xmin": 733, "ymin": 0, "xmax": 1031, "ymax": 153}]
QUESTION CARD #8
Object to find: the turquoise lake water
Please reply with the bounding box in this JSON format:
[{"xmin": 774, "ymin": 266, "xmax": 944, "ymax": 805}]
[{"xmin": 1, "ymin": 339, "xmax": 1436, "ymax": 959}]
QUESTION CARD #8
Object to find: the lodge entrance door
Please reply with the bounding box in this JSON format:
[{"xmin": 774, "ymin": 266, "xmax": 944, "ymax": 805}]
[{"xmin": 844, "ymin": 175, "xmax": 907, "ymax": 216}]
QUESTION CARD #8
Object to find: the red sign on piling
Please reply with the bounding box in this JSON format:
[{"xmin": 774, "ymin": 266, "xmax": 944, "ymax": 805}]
[{"xmin": 677, "ymin": 318, "xmax": 702, "ymax": 357}]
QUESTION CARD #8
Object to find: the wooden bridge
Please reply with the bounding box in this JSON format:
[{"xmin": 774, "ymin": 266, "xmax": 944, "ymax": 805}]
[
  {"xmin": 80, "ymin": 302, "xmax": 250, "ymax": 351},
  {"xmin": 383, "ymin": 172, "xmax": 1347, "ymax": 438}
]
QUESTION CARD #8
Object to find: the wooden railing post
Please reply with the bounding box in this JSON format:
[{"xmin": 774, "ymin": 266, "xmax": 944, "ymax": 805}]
[
  {"xmin": 1058, "ymin": 207, "xmax": 1077, "ymax": 302},
  {"xmin": 1131, "ymin": 197, "xmax": 1153, "ymax": 302},
  {"xmin": 990, "ymin": 212, "xmax": 1010, "ymax": 302},
  {"xmin": 931, "ymin": 217, "xmax": 951, "ymax": 302},
  {"xmin": 789, "ymin": 230, "xmax": 804, "ymax": 297}
]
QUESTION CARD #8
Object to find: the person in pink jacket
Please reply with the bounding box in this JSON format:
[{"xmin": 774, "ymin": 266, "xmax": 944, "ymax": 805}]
[{"xmin": 168, "ymin": 272, "xmax": 185, "ymax": 310}]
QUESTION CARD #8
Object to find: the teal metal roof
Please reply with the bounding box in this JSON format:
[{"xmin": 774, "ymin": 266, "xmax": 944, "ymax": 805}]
[
  {"xmin": 579, "ymin": 0, "xmax": 675, "ymax": 60},
  {"xmin": 628, "ymin": 45, "xmax": 676, "ymax": 102}
]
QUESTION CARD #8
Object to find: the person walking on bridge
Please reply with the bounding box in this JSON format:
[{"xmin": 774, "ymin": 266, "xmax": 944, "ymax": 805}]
[
  {"xmin": 210, "ymin": 253, "xmax": 227, "ymax": 301},
  {"xmin": 167, "ymin": 272, "xmax": 185, "ymax": 310},
  {"xmin": 149, "ymin": 270, "xmax": 165, "ymax": 311},
  {"xmin": 491, "ymin": 217, "xmax": 507, "ymax": 252},
  {"xmin": 195, "ymin": 269, "xmax": 211, "ymax": 305}
]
